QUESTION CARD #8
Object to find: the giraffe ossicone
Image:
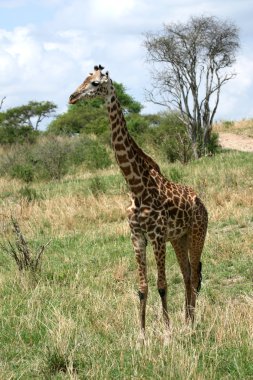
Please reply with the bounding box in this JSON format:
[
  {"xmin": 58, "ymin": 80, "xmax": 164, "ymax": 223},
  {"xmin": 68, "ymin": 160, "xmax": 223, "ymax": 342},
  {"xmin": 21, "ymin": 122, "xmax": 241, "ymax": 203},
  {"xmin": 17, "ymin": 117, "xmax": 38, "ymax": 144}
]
[{"xmin": 69, "ymin": 65, "xmax": 208, "ymax": 332}]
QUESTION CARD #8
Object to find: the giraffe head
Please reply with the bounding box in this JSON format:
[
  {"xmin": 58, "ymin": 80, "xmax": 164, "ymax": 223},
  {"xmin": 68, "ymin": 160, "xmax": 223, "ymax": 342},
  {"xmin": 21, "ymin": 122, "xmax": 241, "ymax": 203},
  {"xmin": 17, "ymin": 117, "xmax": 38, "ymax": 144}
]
[{"xmin": 69, "ymin": 64, "xmax": 110, "ymax": 104}]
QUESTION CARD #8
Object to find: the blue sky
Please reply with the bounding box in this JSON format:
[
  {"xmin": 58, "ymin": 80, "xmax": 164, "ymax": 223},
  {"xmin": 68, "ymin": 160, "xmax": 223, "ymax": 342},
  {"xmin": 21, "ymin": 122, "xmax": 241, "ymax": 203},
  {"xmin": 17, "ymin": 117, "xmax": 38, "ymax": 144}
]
[{"xmin": 1, "ymin": 0, "xmax": 253, "ymax": 126}]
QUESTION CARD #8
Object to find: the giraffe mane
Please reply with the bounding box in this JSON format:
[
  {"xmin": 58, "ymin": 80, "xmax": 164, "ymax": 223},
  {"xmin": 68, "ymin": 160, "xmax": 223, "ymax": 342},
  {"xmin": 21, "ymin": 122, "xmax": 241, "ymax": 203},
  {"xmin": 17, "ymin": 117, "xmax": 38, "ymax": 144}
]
[{"xmin": 128, "ymin": 135, "xmax": 161, "ymax": 174}]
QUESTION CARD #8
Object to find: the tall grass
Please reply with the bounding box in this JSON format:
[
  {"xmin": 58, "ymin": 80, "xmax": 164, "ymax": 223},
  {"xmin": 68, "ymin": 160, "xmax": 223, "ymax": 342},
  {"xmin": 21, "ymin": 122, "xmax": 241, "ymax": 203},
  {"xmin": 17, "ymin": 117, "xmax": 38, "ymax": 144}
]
[{"xmin": 0, "ymin": 150, "xmax": 252, "ymax": 379}]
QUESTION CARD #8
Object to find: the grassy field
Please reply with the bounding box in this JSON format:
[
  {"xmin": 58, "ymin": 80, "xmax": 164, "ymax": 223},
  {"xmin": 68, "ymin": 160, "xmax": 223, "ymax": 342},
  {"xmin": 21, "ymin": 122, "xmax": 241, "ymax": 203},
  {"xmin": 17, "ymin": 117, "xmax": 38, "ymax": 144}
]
[
  {"xmin": 214, "ymin": 119, "xmax": 253, "ymax": 137},
  {"xmin": 0, "ymin": 147, "xmax": 253, "ymax": 379}
]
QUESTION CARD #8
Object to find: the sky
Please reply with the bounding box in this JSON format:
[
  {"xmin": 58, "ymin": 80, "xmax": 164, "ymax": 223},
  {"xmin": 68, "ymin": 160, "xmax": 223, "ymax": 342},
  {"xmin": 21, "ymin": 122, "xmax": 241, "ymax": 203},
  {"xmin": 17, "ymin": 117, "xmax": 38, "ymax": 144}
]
[{"xmin": 0, "ymin": 0, "xmax": 253, "ymax": 128}]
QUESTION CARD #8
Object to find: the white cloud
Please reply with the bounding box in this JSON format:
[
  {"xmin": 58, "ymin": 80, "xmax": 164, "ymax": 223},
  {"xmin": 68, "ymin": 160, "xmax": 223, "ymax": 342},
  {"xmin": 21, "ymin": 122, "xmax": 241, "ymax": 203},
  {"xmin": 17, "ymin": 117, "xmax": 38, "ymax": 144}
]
[
  {"xmin": 0, "ymin": 0, "xmax": 252, "ymax": 122},
  {"xmin": 90, "ymin": 0, "xmax": 135, "ymax": 20},
  {"xmin": 217, "ymin": 53, "xmax": 253, "ymax": 120},
  {"xmin": 0, "ymin": 0, "xmax": 28, "ymax": 8},
  {"xmin": 0, "ymin": 26, "xmax": 79, "ymax": 108}
]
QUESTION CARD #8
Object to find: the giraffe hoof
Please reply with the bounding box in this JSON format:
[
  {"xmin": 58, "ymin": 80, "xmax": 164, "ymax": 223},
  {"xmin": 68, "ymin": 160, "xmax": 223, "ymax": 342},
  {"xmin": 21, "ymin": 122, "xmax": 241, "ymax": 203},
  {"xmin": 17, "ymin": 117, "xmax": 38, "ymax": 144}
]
[{"xmin": 158, "ymin": 288, "xmax": 166, "ymax": 298}]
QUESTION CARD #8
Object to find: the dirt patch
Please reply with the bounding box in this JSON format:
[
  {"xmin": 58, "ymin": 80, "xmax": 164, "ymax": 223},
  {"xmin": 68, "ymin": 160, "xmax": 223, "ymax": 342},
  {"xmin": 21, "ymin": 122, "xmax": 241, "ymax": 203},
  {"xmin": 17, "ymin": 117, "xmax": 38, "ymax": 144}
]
[{"xmin": 219, "ymin": 133, "xmax": 253, "ymax": 153}]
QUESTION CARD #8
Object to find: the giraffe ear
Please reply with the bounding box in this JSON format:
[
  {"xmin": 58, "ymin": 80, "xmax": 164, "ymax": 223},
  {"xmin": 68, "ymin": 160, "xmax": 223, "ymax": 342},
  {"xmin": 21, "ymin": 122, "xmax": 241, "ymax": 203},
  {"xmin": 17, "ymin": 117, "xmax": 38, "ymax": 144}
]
[{"xmin": 105, "ymin": 71, "xmax": 109, "ymax": 77}]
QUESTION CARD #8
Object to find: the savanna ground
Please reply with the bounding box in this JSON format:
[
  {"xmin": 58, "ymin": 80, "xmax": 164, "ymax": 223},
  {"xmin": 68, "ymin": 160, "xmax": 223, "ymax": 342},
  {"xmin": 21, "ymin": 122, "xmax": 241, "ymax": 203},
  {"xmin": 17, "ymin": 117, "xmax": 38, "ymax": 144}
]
[
  {"xmin": 215, "ymin": 119, "xmax": 253, "ymax": 153},
  {"xmin": 0, "ymin": 122, "xmax": 252, "ymax": 379}
]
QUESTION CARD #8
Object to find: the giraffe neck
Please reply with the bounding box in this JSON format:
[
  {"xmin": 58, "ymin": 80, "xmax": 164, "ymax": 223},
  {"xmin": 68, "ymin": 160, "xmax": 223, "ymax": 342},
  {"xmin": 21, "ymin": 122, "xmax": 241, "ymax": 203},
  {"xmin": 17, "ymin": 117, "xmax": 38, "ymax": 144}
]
[{"xmin": 106, "ymin": 88, "xmax": 148, "ymax": 196}]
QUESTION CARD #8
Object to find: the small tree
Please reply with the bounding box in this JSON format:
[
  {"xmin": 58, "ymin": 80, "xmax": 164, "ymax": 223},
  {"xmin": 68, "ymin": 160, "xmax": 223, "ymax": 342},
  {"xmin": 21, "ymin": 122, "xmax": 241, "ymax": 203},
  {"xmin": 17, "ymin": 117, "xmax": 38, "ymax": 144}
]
[
  {"xmin": 0, "ymin": 101, "xmax": 57, "ymax": 144},
  {"xmin": 144, "ymin": 15, "xmax": 240, "ymax": 157},
  {"xmin": 1, "ymin": 101, "xmax": 57, "ymax": 131}
]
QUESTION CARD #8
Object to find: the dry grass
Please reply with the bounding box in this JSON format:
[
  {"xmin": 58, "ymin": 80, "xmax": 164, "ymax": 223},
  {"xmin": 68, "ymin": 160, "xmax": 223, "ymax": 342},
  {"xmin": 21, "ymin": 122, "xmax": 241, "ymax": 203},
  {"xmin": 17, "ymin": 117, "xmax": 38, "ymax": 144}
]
[
  {"xmin": 0, "ymin": 150, "xmax": 252, "ymax": 378},
  {"xmin": 214, "ymin": 119, "xmax": 253, "ymax": 137}
]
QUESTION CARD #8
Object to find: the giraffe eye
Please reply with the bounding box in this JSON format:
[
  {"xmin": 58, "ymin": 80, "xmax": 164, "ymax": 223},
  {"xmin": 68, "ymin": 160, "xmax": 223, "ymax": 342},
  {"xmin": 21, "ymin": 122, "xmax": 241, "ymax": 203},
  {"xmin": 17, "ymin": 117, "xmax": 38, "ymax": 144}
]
[{"xmin": 91, "ymin": 81, "xmax": 100, "ymax": 87}]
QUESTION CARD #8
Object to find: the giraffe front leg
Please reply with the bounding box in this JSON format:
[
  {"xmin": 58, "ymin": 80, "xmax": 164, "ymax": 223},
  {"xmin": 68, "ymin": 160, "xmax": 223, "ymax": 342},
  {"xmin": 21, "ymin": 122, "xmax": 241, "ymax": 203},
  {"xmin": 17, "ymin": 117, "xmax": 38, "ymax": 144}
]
[
  {"xmin": 128, "ymin": 201, "xmax": 148, "ymax": 334},
  {"xmin": 152, "ymin": 239, "xmax": 170, "ymax": 328},
  {"xmin": 131, "ymin": 230, "xmax": 148, "ymax": 334}
]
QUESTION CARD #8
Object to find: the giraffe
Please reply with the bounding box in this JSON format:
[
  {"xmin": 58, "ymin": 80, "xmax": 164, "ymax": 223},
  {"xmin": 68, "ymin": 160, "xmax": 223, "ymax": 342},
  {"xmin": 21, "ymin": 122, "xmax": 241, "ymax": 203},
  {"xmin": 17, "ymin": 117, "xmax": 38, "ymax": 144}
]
[{"xmin": 69, "ymin": 65, "xmax": 208, "ymax": 333}]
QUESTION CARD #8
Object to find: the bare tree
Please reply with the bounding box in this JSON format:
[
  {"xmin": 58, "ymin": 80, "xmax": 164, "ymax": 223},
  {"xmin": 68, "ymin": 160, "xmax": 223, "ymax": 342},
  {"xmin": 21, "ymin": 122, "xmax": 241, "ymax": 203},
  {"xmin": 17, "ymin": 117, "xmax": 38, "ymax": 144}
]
[
  {"xmin": 0, "ymin": 97, "xmax": 6, "ymax": 110},
  {"xmin": 144, "ymin": 15, "xmax": 240, "ymax": 158}
]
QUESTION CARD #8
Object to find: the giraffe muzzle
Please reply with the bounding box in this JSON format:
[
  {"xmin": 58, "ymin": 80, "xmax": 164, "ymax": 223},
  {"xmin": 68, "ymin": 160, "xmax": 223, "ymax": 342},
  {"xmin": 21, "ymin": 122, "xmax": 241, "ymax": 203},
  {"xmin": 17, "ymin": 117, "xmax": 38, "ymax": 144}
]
[{"xmin": 69, "ymin": 92, "xmax": 79, "ymax": 104}]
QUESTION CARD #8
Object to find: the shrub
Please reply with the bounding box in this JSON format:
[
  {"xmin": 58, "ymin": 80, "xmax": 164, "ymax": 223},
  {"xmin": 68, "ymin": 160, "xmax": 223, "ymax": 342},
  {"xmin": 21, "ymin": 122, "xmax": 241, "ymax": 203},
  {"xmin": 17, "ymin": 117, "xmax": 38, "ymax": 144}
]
[
  {"xmin": 0, "ymin": 217, "xmax": 50, "ymax": 273},
  {"xmin": 19, "ymin": 186, "xmax": 40, "ymax": 202},
  {"xmin": 161, "ymin": 133, "xmax": 193, "ymax": 163},
  {"xmin": 0, "ymin": 135, "xmax": 112, "ymax": 183},
  {"xmin": 10, "ymin": 163, "xmax": 34, "ymax": 183},
  {"xmin": 0, "ymin": 144, "xmax": 36, "ymax": 181},
  {"xmin": 0, "ymin": 125, "xmax": 38, "ymax": 144},
  {"xmin": 150, "ymin": 112, "xmax": 193, "ymax": 163},
  {"xmin": 206, "ymin": 132, "xmax": 221, "ymax": 155},
  {"xmin": 69, "ymin": 136, "xmax": 111, "ymax": 170},
  {"xmin": 32, "ymin": 137, "xmax": 71, "ymax": 180}
]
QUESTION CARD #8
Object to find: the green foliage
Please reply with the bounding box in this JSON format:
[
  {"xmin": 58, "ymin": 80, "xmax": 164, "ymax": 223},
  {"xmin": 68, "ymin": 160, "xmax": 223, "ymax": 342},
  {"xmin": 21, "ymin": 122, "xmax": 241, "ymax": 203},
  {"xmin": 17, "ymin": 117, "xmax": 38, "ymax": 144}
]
[
  {"xmin": 0, "ymin": 100, "xmax": 56, "ymax": 145},
  {"xmin": 1, "ymin": 138, "xmax": 70, "ymax": 181},
  {"xmin": 206, "ymin": 132, "xmax": 221, "ymax": 155},
  {"xmin": 125, "ymin": 114, "xmax": 149, "ymax": 138},
  {"xmin": 149, "ymin": 112, "xmax": 193, "ymax": 163},
  {"xmin": 47, "ymin": 103, "xmax": 107, "ymax": 136},
  {"xmin": 33, "ymin": 137, "xmax": 71, "ymax": 180},
  {"xmin": 0, "ymin": 135, "xmax": 112, "ymax": 182},
  {"xmin": 1, "ymin": 101, "xmax": 57, "ymax": 131},
  {"xmin": 0, "ymin": 144, "xmax": 35, "ymax": 179},
  {"xmin": 69, "ymin": 136, "xmax": 112, "ymax": 170},
  {"xmin": 113, "ymin": 82, "xmax": 142, "ymax": 114},
  {"xmin": 10, "ymin": 163, "xmax": 34, "ymax": 183},
  {"xmin": 0, "ymin": 124, "xmax": 38, "ymax": 144}
]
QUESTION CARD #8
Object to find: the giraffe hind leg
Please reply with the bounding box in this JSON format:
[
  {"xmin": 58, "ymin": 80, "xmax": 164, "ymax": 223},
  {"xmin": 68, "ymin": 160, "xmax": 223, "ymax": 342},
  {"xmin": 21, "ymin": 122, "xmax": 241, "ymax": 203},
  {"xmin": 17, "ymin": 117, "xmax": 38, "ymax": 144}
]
[
  {"xmin": 170, "ymin": 235, "xmax": 192, "ymax": 322},
  {"xmin": 188, "ymin": 204, "xmax": 208, "ymax": 324},
  {"xmin": 196, "ymin": 261, "xmax": 202, "ymax": 293},
  {"xmin": 151, "ymin": 239, "xmax": 170, "ymax": 328}
]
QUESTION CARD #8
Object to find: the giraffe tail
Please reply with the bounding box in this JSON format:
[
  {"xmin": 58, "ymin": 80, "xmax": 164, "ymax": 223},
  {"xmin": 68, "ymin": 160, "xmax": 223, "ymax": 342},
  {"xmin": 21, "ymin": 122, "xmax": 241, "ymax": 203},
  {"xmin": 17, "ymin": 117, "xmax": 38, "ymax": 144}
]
[{"xmin": 196, "ymin": 261, "xmax": 202, "ymax": 293}]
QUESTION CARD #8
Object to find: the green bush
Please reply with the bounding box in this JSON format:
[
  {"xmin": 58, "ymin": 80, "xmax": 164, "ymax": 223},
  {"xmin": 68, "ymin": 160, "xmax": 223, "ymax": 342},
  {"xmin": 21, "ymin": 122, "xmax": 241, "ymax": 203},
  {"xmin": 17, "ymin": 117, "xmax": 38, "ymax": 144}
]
[
  {"xmin": 10, "ymin": 163, "xmax": 34, "ymax": 183},
  {"xmin": 69, "ymin": 136, "xmax": 111, "ymax": 170},
  {"xmin": 0, "ymin": 138, "xmax": 70, "ymax": 182},
  {"xmin": 207, "ymin": 132, "xmax": 221, "ymax": 155},
  {"xmin": 0, "ymin": 125, "xmax": 38, "ymax": 144},
  {"xmin": 0, "ymin": 144, "xmax": 36, "ymax": 181},
  {"xmin": 32, "ymin": 137, "xmax": 70, "ymax": 180},
  {"xmin": 150, "ymin": 112, "xmax": 193, "ymax": 163},
  {"xmin": 0, "ymin": 135, "xmax": 113, "ymax": 182}
]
